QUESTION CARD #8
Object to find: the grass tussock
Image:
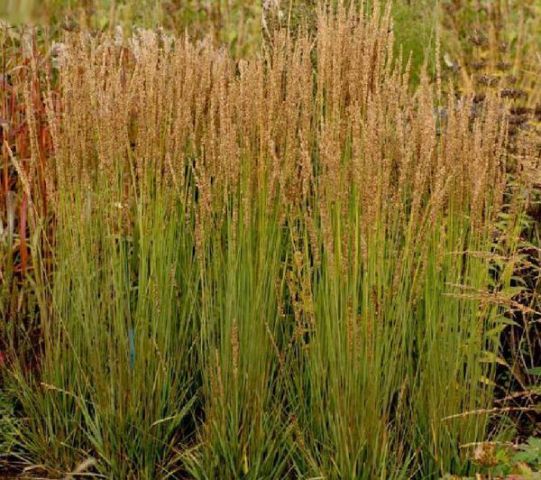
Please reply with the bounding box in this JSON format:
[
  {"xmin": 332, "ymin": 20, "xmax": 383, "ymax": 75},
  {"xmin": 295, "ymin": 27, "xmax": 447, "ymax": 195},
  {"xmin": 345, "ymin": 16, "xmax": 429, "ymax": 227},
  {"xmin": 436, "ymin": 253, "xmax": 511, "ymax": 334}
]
[{"xmin": 1, "ymin": 1, "xmax": 540, "ymax": 479}]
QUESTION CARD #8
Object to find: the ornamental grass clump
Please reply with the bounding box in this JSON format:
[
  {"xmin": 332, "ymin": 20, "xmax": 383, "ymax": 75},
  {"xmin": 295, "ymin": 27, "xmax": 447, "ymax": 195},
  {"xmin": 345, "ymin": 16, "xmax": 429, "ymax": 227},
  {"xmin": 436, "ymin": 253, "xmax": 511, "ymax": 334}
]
[{"xmin": 3, "ymin": 1, "xmax": 539, "ymax": 478}]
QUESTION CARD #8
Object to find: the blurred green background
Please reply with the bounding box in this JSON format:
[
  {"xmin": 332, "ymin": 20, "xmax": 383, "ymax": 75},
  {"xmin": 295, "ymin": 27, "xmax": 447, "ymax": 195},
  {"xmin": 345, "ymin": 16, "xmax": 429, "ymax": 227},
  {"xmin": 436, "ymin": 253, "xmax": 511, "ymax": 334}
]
[{"xmin": 0, "ymin": 0, "xmax": 439, "ymax": 64}]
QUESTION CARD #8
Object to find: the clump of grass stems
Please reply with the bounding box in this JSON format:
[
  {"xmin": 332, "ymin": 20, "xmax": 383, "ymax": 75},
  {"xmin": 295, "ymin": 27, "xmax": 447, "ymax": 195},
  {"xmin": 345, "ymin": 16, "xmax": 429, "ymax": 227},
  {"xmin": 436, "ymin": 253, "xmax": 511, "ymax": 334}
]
[{"xmin": 1, "ymin": 1, "xmax": 539, "ymax": 478}]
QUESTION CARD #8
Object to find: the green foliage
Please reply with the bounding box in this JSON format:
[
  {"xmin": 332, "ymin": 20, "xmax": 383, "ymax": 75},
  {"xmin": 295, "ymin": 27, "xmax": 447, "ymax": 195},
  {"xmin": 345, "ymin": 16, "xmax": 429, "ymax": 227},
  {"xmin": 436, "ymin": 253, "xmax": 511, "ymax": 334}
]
[
  {"xmin": 0, "ymin": 389, "xmax": 18, "ymax": 456},
  {"xmin": 514, "ymin": 437, "xmax": 541, "ymax": 467},
  {"xmin": 465, "ymin": 438, "xmax": 541, "ymax": 478},
  {"xmin": 1, "ymin": 0, "xmax": 442, "ymax": 67},
  {"xmin": 391, "ymin": 0, "xmax": 440, "ymax": 81},
  {"xmin": 1, "ymin": 0, "xmax": 262, "ymax": 56},
  {"xmin": 13, "ymin": 181, "xmax": 201, "ymax": 477}
]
